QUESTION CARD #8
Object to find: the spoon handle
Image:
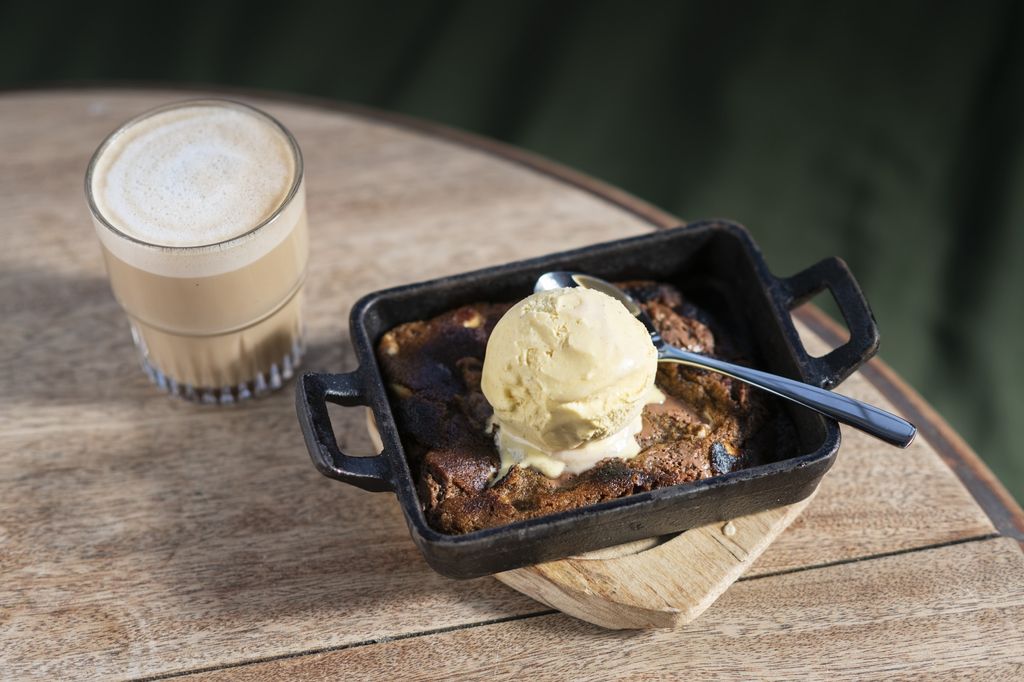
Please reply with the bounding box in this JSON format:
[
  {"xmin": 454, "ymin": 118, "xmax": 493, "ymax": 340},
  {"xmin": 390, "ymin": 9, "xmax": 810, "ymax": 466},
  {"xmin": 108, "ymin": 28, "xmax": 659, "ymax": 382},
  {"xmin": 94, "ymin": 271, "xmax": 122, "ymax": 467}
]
[{"xmin": 658, "ymin": 346, "xmax": 917, "ymax": 448}]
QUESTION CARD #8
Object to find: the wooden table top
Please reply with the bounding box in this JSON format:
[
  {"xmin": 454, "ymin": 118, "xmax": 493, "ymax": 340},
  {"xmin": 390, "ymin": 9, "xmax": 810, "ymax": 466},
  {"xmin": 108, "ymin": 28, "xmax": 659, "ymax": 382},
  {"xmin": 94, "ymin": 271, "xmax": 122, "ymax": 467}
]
[{"xmin": 2, "ymin": 88, "xmax": 1023, "ymax": 681}]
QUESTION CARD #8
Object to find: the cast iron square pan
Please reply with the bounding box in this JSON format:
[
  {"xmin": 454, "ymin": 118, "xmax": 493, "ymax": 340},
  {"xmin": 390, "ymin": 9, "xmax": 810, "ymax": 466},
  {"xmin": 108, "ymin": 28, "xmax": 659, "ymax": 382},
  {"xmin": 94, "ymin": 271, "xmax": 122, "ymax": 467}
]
[{"xmin": 297, "ymin": 221, "xmax": 880, "ymax": 578}]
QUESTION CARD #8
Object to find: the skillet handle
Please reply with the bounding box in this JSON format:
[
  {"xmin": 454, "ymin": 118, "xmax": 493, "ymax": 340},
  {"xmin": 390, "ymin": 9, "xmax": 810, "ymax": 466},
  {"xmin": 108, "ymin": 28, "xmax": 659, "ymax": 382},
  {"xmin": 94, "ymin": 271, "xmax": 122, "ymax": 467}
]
[
  {"xmin": 781, "ymin": 257, "xmax": 880, "ymax": 389},
  {"xmin": 295, "ymin": 370, "xmax": 394, "ymax": 492}
]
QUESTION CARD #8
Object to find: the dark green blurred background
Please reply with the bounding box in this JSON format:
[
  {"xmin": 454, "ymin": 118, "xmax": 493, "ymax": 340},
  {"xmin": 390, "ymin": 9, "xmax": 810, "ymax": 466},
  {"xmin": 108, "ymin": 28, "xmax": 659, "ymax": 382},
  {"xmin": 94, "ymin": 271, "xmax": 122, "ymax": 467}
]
[{"xmin": 2, "ymin": 1, "xmax": 1022, "ymax": 501}]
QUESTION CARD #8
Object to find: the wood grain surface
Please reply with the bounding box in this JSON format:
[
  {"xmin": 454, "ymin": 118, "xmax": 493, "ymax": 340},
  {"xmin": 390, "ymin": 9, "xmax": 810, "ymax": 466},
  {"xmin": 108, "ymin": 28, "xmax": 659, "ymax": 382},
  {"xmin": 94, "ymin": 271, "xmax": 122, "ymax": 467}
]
[
  {"xmin": 198, "ymin": 538, "xmax": 1024, "ymax": 681},
  {"xmin": 1, "ymin": 89, "xmax": 1021, "ymax": 680}
]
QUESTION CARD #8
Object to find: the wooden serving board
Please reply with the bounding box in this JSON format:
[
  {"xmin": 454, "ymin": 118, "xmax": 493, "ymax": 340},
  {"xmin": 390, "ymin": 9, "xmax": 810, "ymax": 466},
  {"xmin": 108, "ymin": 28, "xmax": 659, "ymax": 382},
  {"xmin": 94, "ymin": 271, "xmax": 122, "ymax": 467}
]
[
  {"xmin": 494, "ymin": 496, "xmax": 814, "ymax": 629},
  {"xmin": 368, "ymin": 411, "xmax": 812, "ymax": 629}
]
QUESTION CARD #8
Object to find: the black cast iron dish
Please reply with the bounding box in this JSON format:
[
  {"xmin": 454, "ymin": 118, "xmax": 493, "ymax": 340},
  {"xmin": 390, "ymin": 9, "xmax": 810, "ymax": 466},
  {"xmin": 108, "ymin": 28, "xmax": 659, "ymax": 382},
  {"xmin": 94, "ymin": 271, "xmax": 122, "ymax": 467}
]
[{"xmin": 296, "ymin": 221, "xmax": 880, "ymax": 579}]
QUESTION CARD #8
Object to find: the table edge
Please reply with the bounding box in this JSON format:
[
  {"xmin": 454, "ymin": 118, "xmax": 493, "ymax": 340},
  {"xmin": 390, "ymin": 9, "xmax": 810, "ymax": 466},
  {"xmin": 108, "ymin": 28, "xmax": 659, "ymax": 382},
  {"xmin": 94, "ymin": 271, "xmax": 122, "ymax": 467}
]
[
  {"xmin": 6, "ymin": 82, "xmax": 1021, "ymax": 541},
  {"xmin": 795, "ymin": 306, "xmax": 1024, "ymax": 542},
  {"xmin": 0, "ymin": 81, "xmax": 680, "ymax": 230}
]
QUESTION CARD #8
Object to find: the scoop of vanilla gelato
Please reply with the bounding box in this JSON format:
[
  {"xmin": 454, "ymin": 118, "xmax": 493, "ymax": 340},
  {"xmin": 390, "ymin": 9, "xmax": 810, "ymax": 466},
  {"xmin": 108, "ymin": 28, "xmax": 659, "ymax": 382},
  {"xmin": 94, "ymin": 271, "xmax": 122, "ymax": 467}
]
[{"xmin": 481, "ymin": 286, "xmax": 660, "ymax": 477}]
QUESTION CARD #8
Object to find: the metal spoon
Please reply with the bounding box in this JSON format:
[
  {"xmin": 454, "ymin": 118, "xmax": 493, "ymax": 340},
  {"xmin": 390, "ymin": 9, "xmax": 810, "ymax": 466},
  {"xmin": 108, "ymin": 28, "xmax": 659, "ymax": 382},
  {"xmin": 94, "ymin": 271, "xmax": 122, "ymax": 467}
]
[{"xmin": 535, "ymin": 271, "xmax": 917, "ymax": 448}]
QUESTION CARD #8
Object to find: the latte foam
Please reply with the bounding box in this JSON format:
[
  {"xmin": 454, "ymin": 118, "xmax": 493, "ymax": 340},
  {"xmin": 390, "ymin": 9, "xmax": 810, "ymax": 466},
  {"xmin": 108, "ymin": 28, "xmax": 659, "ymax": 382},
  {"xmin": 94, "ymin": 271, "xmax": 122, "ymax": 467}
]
[
  {"xmin": 90, "ymin": 102, "xmax": 296, "ymax": 248},
  {"xmin": 88, "ymin": 100, "xmax": 304, "ymax": 278}
]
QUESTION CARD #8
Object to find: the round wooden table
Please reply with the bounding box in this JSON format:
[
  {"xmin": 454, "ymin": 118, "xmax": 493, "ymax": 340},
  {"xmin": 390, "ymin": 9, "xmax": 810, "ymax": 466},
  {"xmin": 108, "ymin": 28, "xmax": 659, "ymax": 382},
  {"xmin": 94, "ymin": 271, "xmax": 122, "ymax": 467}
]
[{"xmin": 2, "ymin": 89, "xmax": 1022, "ymax": 680}]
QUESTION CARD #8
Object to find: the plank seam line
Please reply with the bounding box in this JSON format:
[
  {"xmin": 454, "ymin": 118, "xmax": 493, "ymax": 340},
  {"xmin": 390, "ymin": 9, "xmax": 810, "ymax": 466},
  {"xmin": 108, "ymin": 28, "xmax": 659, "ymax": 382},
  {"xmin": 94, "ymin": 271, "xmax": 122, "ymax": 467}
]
[
  {"xmin": 132, "ymin": 533, "xmax": 1002, "ymax": 680},
  {"xmin": 131, "ymin": 609, "xmax": 558, "ymax": 682},
  {"xmin": 739, "ymin": 532, "xmax": 1002, "ymax": 582}
]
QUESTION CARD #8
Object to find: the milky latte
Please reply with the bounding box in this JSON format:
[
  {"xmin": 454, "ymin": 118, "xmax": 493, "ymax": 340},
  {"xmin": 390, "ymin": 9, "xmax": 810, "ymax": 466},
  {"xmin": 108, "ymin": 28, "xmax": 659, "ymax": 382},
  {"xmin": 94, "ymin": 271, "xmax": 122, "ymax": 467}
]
[{"xmin": 86, "ymin": 100, "xmax": 308, "ymax": 401}]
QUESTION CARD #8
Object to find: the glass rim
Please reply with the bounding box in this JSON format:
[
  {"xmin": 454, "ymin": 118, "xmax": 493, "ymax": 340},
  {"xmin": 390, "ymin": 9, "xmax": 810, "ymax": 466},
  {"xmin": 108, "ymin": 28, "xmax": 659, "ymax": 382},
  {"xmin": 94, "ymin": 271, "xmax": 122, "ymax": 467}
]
[{"xmin": 84, "ymin": 97, "xmax": 305, "ymax": 254}]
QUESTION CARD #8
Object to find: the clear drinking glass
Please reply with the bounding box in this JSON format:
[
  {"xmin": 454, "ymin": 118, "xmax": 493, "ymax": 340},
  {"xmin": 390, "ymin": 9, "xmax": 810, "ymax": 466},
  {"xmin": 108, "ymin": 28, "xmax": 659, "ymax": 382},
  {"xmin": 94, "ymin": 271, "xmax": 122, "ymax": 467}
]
[{"xmin": 85, "ymin": 99, "xmax": 309, "ymax": 403}]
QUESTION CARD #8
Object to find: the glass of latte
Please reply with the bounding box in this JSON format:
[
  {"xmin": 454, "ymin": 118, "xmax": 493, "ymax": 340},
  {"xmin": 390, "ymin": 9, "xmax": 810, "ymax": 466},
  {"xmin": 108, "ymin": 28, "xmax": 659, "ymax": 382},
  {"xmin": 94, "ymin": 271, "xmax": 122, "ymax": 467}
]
[{"xmin": 85, "ymin": 99, "xmax": 309, "ymax": 403}]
